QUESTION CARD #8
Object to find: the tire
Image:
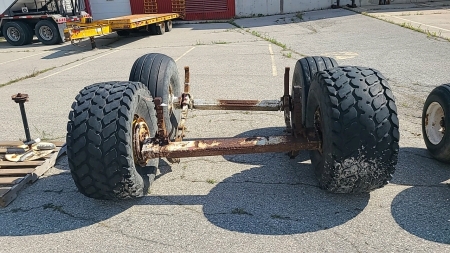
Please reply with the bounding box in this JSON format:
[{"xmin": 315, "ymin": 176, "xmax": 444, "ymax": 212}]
[
  {"xmin": 148, "ymin": 23, "xmax": 165, "ymax": 35},
  {"xmin": 306, "ymin": 66, "xmax": 399, "ymax": 193},
  {"xmin": 116, "ymin": 30, "xmax": 130, "ymax": 36},
  {"xmin": 292, "ymin": 56, "xmax": 339, "ymax": 127},
  {"xmin": 2, "ymin": 21, "xmax": 33, "ymax": 46},
  {"xmin": 35, "ymin": 20, "xmax": 60, "ymax": 45},
  {"xmin": 165, "ymin": 20, "xmax": 173, "ymax": 32},
  {"xmin": 422, "ymin": 84, "xmax": 450, "ymax": 163},
  {"xmin": 129, "ymin": 53, "xmax": 182, "ymax": 141},
  {"xmin": 67, "ymin": 81, "xmax": 158, "ymax": 200}
]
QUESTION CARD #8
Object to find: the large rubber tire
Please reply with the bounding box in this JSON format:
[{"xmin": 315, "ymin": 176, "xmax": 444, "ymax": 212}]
[
  {"xmin": 422, "ymin": 84, "xmax": 450, "ymax": 163},
  {"xmin": 66, "ymin": 81, "xmax": 158, "ymax": 200},
  {"xmin": 116, "ymin": 30, "xmax": 130, "ymax": 36},
  {"xmin": 165, "ymin": 20, "xmax": 173, "ymax": 32},
  {"xmin": 148, "ymin": 23, "xmax": 165, "ymax": 35},
  {"xmin": 306, "ymin": 66, "xmax": 399, "ymax": 193},
  {"xmin": 129, "ymin": 53, "xmax": 182, "ymax": 141},
  {"xmin": 2, "ymin": 21, "xmax": 33, "ymax": 46},
  {"xmin": 292, "ymin": 56, "xmax": 339, "ymax": 127},
  {"xmin": 35, "ymin": 20, "xmax": 60, "ymax": 45}
]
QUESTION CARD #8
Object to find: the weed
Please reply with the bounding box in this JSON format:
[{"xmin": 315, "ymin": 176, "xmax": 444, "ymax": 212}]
[
  {"xmin": 0, "ymin": 67, "xmax": 56, "ymax": 88},
  {"xmin": 212, "ymin": 41, "xmax": 229, "ymax": 44},
  {"xmin": 206, "ymin": 179, "xmax": 217, "ymax": 184},
  {"xmin": 296, "ymin": 12, "xmax": 303, "ymax": 20},
  {"xmin": 416, "ymin": 12, "xmax": 424, "ymax": 15},
  {"xmin": 43, "ymin": 203, "xmax": 73, "ymax": 217},
  {"xmin": 399, "ymin": 13, "xmax": 411, "ymax": 16},
  {"xmin": 32, "ymin": 125, "xmax": 64, "ymax": 141},
  {"xmin": 231, "ymin": 208, "xmax": 253, "ymax": 215},
  {"xmin": 195, "ymin": 40, "xmax": 206, "ymax": 45},
  {"xmin": 282, "ymin": 51, "xmax": 292, "ymax": 58}
]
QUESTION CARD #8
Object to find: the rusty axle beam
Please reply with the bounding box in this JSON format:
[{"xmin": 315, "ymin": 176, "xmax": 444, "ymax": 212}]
[
  {"xmin": 141, "ymin": 135, "xmax": 320, "ymax": 160},
  {"xmin": 186, "ymin": 99, "xmax": 282, "ymax": 111}
]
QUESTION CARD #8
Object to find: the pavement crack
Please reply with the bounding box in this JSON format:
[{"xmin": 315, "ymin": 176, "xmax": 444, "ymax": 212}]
[{"xmin": 156, "ymin": 196, "xmax": 203, "ymax": 214}]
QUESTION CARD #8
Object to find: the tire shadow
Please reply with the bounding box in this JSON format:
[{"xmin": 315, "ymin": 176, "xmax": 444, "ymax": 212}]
[{"xmin": 390, "ymin": 147, "xmax": 450, "ymax": 244}]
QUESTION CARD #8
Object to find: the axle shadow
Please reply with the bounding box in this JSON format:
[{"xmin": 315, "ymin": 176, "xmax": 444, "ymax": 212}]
[
  {"xmin": 0, "ymin": 127, "xmax": 369, "ymax": 236},
  {"xmin": 390, "ymin": 147, "xmax": 450, "ymax": 244}
]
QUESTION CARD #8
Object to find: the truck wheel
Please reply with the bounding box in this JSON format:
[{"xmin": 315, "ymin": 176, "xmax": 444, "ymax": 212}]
[
  {"xmin": 306, "ymin": 66, "xmax": 399, "ymax": 193},
  {"xmin": 422, "ymin": 84, "xmax": 450, "ymax": 163},
  {"xmin": 165, "ymin": 20, "xmax": 173, "ymax": 32},
  {"xmin": 35, "ymin": 20, "xmax": 60, "ymax": 45},
  {"xmin": 66, "ymin": 81, "xmax": 158, "ymax": 200},
  {"xmin": 129, "ymin": 53, "xmax": 182, "ymax": 141},
  {"xmin": 292, "ymin": 56, "xmax": 338, "ymax": 127},
  {"xmin": 149, "ymin": 23, "xmax": 165, "ymax": 35},
  {"xmin": 2, "ymin": 21, "xmax": 33, "ymax": 46}
]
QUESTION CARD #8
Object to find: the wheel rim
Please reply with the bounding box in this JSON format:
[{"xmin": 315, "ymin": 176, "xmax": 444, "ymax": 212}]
[
  {"xmin": 425, "ymin": 102, "xmax": 445, "ymax": 145},
  {"xmin": 6, "ymin": 27, "xmax": 21, "ymax": 42},
  {"xmin": 133, "ymin": 116, "xmax": 150, "ymax": 166},
  {"xmin": 38, "ymin": 25, "xmax": 53, "ymax": 41}
]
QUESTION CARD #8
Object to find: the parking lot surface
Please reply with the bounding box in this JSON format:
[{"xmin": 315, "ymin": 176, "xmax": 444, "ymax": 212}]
[{"xmin": 0, "ymin": 3, "xmax": 449, "ymax": 252}]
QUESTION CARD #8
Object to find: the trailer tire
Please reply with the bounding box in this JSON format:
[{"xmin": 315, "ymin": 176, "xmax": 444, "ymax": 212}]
[
  {"xmin": 422, "ymin": 84, "xmax": 450, "ymax": 163},
  {"xmin": 129, "ymin": 53, "xmax": 182, "ymax": 141},
  {"xmin": 35, "ymin": 20, "xmax": 60, "ymax": 45},
  {"xmin": 165, "ymin": 20, "xmax": 173, "ymax": 32},
  {"xmin": 2, "ymin": 21, "xmax": 33, "ymax": 46},
  {"xmin": 116, "ymin": 30, "xmax": 130, "ymax": 36},
  {"xmin": 67, "ymin": 81, "xmax": 158, "ymax": 200},
  {"xmin": 292, "ymin": 56, "xmax": 338, "ymax": 127},
  {"xmin": 306, "ymin": 66, "xmax": 399, "ymax": 193}
]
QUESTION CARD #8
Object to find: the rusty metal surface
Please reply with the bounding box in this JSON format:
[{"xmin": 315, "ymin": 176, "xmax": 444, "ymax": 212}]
[
  {"xmin": 282, "ymin": 67, "xmax": 292, "ymax": 132},
  {"xmin": 291, "ymin": 86, "xmax": 304, "ymax": 138},
  {"xmin": 191, "ymin": 99, "xmax": 281, "ymax": 111},
  {"xmin": 154, "ymin": 97, "xmax": 169, "ymax": 144},
  {"xmin": 11, "ymin": 93, "xmax": 29, "ymax": 103},
  {"xmin": 142, "ymin": 134, "xmax": 320, "ymax": 160}
]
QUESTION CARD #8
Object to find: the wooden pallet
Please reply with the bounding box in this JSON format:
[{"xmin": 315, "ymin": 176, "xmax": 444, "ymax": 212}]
[{"xmin": 0, "ymin": 141, "xmax": 65, "ymax": 207}]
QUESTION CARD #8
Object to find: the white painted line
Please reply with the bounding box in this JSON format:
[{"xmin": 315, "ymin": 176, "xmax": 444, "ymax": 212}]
[
  {"xmin": 37, "ymin": 50, "xmax": 119, "ymax": 80},
  {"xmin": 268, "ymin": 44, "xmax": 277, "ymax": 77},
  {"xmin": 175, "ymin": 47, "xmax": 196, "ymax": 62},
  {"xmin": 390, "ymin": 15, "xmax": 450, "ymax": 33},
  {"xmin": 0, "ymin": 51, "xmax": 47, "ymax": 65}
]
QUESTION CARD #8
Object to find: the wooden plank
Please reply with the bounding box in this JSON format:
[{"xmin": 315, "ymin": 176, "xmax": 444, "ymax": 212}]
[
  {"xmin": 30, "ymin": 152, "xmax": 58, "ymax": 182},
  {"xmin": 0, "ymin": 177, "xmax": 24, "ymax": 185},
  {"xmin": 0, "ymin": 187, "xmax": 11, "ymax": 197},
  {"xmin": 0, "ymin": 175, "xmax": 31, "ymax": 207},
  {"xmin": 0, "ymin": 161, "xmax": 44, "ymax": 167},
  {"xmin": 0, "ymin": 168, "xmax": 35, "ymax": 176}
]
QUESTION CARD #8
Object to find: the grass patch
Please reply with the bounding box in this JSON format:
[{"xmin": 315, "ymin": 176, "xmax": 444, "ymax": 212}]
[
  {"xmin": 251, "ymin": 30, "xmax": 287, "ymax": 49},
  {"xmin": 296, "ymin": 12, "xmax": 303, "ymax": 20},
  {"xmin": 211, "ymin": 41, "xmax": 229, "ymax": 44},
  {"xmin": 282, "ymin": 51, "xmax": 292, "ymax": 58},
  {"xmin": 0, "ymin": 67, "xmax": 56, "ymax": 88},
  {"xmin": 206, "ymin": 179, "xmax": 217, "ymax": 184}
]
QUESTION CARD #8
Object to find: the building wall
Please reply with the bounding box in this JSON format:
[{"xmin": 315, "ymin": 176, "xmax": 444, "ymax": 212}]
[
  {"xmin": 235, "ymin": 0, "xmax": 435, "ymax": 17},
  {"xmin": 89, "ymin": 0, "xmax": 132, "ymax": 20}
]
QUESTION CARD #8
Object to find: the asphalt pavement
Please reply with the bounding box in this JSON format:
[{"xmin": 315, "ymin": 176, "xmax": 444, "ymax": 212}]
[{"xmin": 0, "ymin": 2, "xmax": 449, "ymax": 252}]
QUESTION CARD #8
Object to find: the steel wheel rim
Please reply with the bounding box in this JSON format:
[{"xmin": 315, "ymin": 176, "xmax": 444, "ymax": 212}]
[
  {"xmin": 425, "ymin": 102, "xmax": 445, "ymax": 145},
  {"xmin": 133, "ymin": 116, "xmax": 150, "ymax": 166},
  {"xmin": 39, "ymin": 26, "xmax": 53, "ymax": 41},
  {"xmin": 6, "ymin": 27, "xmax": 21, "ymax": 42}
]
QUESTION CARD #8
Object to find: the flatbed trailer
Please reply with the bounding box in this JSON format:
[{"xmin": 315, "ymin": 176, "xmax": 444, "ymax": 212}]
[{"xmin": 65, "ymin": 13, "xmax": 179, "ymax": 49}]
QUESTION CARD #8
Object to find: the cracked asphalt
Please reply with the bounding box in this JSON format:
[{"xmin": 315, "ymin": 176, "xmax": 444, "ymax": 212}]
[{"xmin": 0, "ymin": 3, "xmax": 449, "ymax": 252}]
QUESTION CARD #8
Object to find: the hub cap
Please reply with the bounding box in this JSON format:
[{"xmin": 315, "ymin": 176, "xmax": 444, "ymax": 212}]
[
  {"xmin": 6, "ymin": 27, "xmax": 21, "ymax": 42},
  {"xmin": 425, "ymin": 102, "xmax": 445, "ymax": 145},
  {"xmin": 38, "ymin": 26, "xmax": 53, "ymax": 41},
  {"xmin": 133, "ymin": 116, "xmax": 150, "ymax": 166}
]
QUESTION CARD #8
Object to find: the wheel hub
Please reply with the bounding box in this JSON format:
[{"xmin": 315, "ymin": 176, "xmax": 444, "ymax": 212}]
[
  {"xmin": 133, "ymin": 116, "xmax": 150, "ymax": 166},
  {"xmin": 6, "ymin": 27, "xmax": 20, "ymax": 42},
  {"xmin": 425, "ymin": 102, "xmax": 445, "ymax": 145},
  {"xmin": 39, "ymin": 26, "xmax": 53, "ymax": 41}
]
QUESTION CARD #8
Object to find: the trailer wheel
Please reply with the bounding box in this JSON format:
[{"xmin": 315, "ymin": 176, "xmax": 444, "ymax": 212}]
[
  {"xmin": 2, "ymin": 21, "xmax": 33, "ymax": 46},
  {"xmin": 67, "ymin": 81, "xmax": 158, "ymax": 200},
  {"xmin": 149, "ymin": 23, "xmax": 165, "ymax": 35},
  {"xmin": 35, "ymin": 20, "xmax": 60, "ymax": 45},
  {"xmin": 306, "ymin": 66, "xmax": 399, "ymax": 193},
  {"xmin": 422, "ymin": 84, "xmax": 450, "ymax": 163},
  {"xmin": 129, "ymin": 53, "xmax": 182, "ymax": 141},
  {"xmin": 116, "ymin": 30, "xmax": 130, "ymax": 36},
  {"xmin": 165, "ymin": 20, "xmax": 173, "ymax": 32},
  {"xmin": 292, "ymin": 56, "xmax": 338, "ymax": 127}
]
